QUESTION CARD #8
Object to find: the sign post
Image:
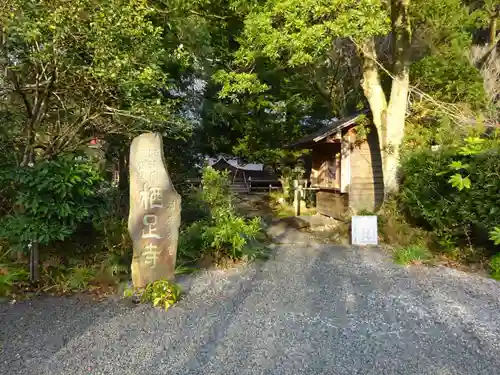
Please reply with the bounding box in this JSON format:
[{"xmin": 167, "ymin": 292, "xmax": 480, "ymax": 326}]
[{"xmin": 351, "ymin": 216, "xmax": 378, "ymax": 245}]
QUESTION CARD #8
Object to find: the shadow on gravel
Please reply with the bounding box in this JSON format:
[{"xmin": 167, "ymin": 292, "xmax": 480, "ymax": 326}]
[
  {"xmin": 0, "ymin": 296, "xmax": 132, "ymax": 374},
  {"xmin": 3, "ymin": 240, "xmax": 500, "ymax": 375},
  {"xmin": 141, "ymin": 260, "xmax": 270, "ymax": 374},
  {"xmin": 303, "ymin": 245, "xmax": 500, "ymax": 375}
]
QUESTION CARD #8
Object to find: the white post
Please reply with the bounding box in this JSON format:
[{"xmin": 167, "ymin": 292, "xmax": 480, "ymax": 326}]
[{"xmin": 293, "ymin": 179, "xmax": 300, "ymax": 216}]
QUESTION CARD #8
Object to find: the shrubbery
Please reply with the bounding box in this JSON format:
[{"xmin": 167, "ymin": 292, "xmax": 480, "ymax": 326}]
[
  {"xmin": 178, "ymin": 167, "xmax": 265, "ymax": 266},
  {"xmin": 0, "ymin": 153, "xmax": 132, "ymax": 296},
  {"xmin": 0, "ymin": 154, "xmax": 107, "ymax": 252},
  {"xmin": 139, "ymin": 279, "xmax": 181, "ymax": 311},
  {"xmin": 400, "ymin": 134, "xmax": 500, "ymax": 253}
]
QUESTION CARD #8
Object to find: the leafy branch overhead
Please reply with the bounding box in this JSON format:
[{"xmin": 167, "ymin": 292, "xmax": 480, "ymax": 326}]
[{"xmin": 1, "ymin": 0, "xmax": 194, "ymax": 160}]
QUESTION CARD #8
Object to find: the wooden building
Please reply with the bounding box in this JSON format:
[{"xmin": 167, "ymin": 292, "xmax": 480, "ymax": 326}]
[
  {"xmin": 205, "ymin": 156, "xmax": 280, "ymax": 193},
  {"xmin": 289, "ymin": 110, "xmax": 384, "ymax": 217}
]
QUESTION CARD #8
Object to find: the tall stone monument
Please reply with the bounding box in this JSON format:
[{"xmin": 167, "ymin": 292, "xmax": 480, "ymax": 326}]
[{"xmin": 128, "ymin": 133, "xmax": 181, "ymax": 288}]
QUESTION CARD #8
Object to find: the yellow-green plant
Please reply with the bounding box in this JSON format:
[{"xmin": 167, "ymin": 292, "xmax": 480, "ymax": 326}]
[{"xmin": 140, "ymin": 279, "xmax": 181, "ymax": 311}]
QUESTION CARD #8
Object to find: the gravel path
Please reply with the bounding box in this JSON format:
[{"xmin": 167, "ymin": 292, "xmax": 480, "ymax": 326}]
[{"xmin": 2, "ymin": 231, "xmax": 500, "ymax": 374}]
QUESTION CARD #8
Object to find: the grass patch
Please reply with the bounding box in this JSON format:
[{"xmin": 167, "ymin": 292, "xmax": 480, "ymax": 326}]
[
  {"xmin": 393, "ymin": 245, "xmax": 432, "ymax": 265},
  {"xmin": 268, "ymin": 191, "xmax": 316, "ymax": 218}
]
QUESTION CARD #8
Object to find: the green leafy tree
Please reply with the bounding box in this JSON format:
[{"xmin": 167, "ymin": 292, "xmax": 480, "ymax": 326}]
[
  {"xmin": 212, "ymin": 0, "xmax": 411, "ymax": 194},
  {"xmin": 209, "ymin": 0, "xmax": 495, "ymax": 195},
  {"xmin": 0, "ymin": 0, "xmax": 192, "ymax": 164}
]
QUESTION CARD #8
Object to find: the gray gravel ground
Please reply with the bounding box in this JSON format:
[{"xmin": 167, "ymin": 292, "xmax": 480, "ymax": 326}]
[{"xmin": 2, "ymin": 233, "xmax": 500, "ymax": 374}]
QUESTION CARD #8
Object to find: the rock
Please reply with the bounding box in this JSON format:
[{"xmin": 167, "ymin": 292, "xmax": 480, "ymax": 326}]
[{"xmin": 128, "ymin": 133, "xmax": 181, "ymax": 288}]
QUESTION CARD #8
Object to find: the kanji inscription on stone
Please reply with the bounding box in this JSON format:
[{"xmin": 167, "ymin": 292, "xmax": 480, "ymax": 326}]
[{"xmin": 128, "ymin": 133, "xmax": 181, "ymax": 288}]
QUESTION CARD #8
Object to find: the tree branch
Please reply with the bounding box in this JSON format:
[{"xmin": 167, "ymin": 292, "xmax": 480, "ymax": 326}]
[{"xmin": 475, "ymin": 33, "xmax": 500, "ymax": 69}]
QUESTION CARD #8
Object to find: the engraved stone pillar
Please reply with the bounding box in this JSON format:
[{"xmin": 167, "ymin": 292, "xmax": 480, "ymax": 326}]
[{"xmin": 128, "ymin": 133, "xmax": 181, "ymax": 288}]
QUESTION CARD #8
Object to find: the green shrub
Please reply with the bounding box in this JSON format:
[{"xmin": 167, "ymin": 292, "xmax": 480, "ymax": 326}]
[
  {"xmin": 140, "ymin": 279, "xmax": 181, "ymax": 310},
  {"xmin": 400, "ymin": 136, "xmax": 500, "ymax": 249},
  {"xmin": 0, "ymin": 154, "xmax": 106, "ymax": 252},
  {"xmin": 490, "ymin": 254, "xmax": 500, "ymax": 280},
  {"xmin": 180, "ymin": 190, "xmax": 210, "ymax": 228},
  {"xmin": 375, "ymin": 200, "xmax": 432, "ymax": 248},
  {"xmin": 179, "ymin": 214, "xmax": 264, "ymax": 264},
  {"xmin": 178, "ymin": 167, "xmax": 266, "ymax": 265},
  {"xmin": 204, "ymin": 209, "xmax": 262, "ymax": 261},
  {"xmin": 201, "ymin": 166, "xmax": 233, "ymax": 211},
  {"xmin": 65, "ymin": 266, "xmax": 96, "ymax": 291},
  {"xmin": 393, "ymin": 245, "xmax": 432, "ymax": 265},
  {"xmin": 0, "ymin": 264, "xmax": 29, "ymax": 297},
  {"xmin": 96, "ymin": 216, "xmax": 131, "ymax": 255},
  {"xmin": 178, "ymin": 220, "xmax": 209, "ymax": 263},
  {"xmin": 490, "ymin": 227, "xmax": 500, "ymax": 246}
]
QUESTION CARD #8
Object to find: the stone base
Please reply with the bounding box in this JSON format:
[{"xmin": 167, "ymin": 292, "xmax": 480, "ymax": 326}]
[{"xmin": 131, "ymin": 258, "xmax": 175, "ymax": 289}]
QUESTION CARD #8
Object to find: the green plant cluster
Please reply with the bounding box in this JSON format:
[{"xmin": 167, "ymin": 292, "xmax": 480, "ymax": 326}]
[
  {"xmin": 0, "ymin": 251, "xmax": 130, "ymax": 297},
  {"xmin": 0, "ymin": 263, "xmax": 28, "ymax": 297},
  {"xmin": 0, "ymin": 153, "xmax": 133, "ymax": 297},
  {"xmin": 400, "ymin": 134, "xmax": 500, "ymax": 253},
  {"xmin": 490, "ymin": 254, "xmax": 500, "ymax": 281},
  {"xmin": 393, "ymin": 245, "xmax": 432, "ymax": 265},
  {"xmin": 139, "ymin": 279, "xmax": 182, "ymax": 311},
  {"xmin": 0, "ymin": 154, "xmax": 107, "ymax": 252},
  {"xmin": 178, "ymin": 167, "xmax": 265, "ymax": 266}
]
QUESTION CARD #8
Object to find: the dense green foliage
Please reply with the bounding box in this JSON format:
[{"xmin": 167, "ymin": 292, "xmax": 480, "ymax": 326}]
[
  {"xmin": 0, "ymin": 155, "xmax": 106, "ymax": 251},
  {"xmin": 179, "ymin": 167, "xmax": 264, "ymax": 265},
  {"xmin": 400, "ymin": 134, "xmax": 500, "ymax": 251},
  {"xmin": 490, "ymin": 253, "xmax": 500, "ymax": 280},
  {"xmin": 0, "ymin": 0, "xmax": 192, "ymax": 158}
]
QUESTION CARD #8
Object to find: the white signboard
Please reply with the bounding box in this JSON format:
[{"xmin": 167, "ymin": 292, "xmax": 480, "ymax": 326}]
[{"xmin": 351, "ymin": 216, "xmax": 378, "ymax": 245}]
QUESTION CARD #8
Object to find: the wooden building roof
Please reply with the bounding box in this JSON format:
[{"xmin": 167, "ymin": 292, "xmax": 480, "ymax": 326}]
[{"xmin": 288, "ymin": 109, "xmax": 370, "ymax": 149}]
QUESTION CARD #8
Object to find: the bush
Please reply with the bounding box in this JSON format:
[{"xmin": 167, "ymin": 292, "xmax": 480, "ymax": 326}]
[
  {"xmin": 400, "ymin": 137, "xmax": 500, "ymax": 250},
  {"xmin": 178, "ymin": 167, "xmax": 266, "ymax": 265},
  {"xmin": 376, "ymin": 200, "xmax": 433, "ymax": 248},
  {"xmin": 178, "ymin": 221, "xmax": 208, "ymax": 263},
  {"xmin": 201, "ymin": 166, "xmax": 233, "ymax": 211},
  {"xmin": 204, "ymin": 209, "xmax": 262, "ymax": 261},
  {"xmin": 490, "ymin": 254, "xmax": 500, "ymax": 280},
  {"xmin": 0, "ymin": 154, "xmax": 106, "ymax": 252},
  {"xmin": 139, "ymin": 279, "xmax": 181, "ymax": 310},
  {"xmin": 393, "ymin": 245, "xmax": 432, "ymax": 265},
  {"xmin": 64, "ymin": 265, "xmax": 97, "ymax": 291},
  {"xmin": 180, "ymin": 190, "xmax": 210, "ymax": 228},
  {"xmin": 0, "ymin": 264, "xmax": 29, "ymax": 297}
]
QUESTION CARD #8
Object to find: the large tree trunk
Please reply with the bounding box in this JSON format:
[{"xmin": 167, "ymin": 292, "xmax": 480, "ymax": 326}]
[
  {"xmin": 384, "ymin": 0, "xmax": 411, "ymax": 194},
  {"xmin": 359, "ymin": 0, "xmax": 411, "ymax": 197},
  {"xmin": 360, "ymin": 38, "xmax": 388, "ymax": 141},
  {"xmin": 384, "ymin": 77, "xmax": 408, "ymax": 194}
]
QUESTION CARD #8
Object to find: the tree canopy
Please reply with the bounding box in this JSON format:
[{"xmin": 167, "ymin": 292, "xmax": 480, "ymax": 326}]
[{"xmin": 0, "ymin": 0, "xmax": 498, "ymax": 170}]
